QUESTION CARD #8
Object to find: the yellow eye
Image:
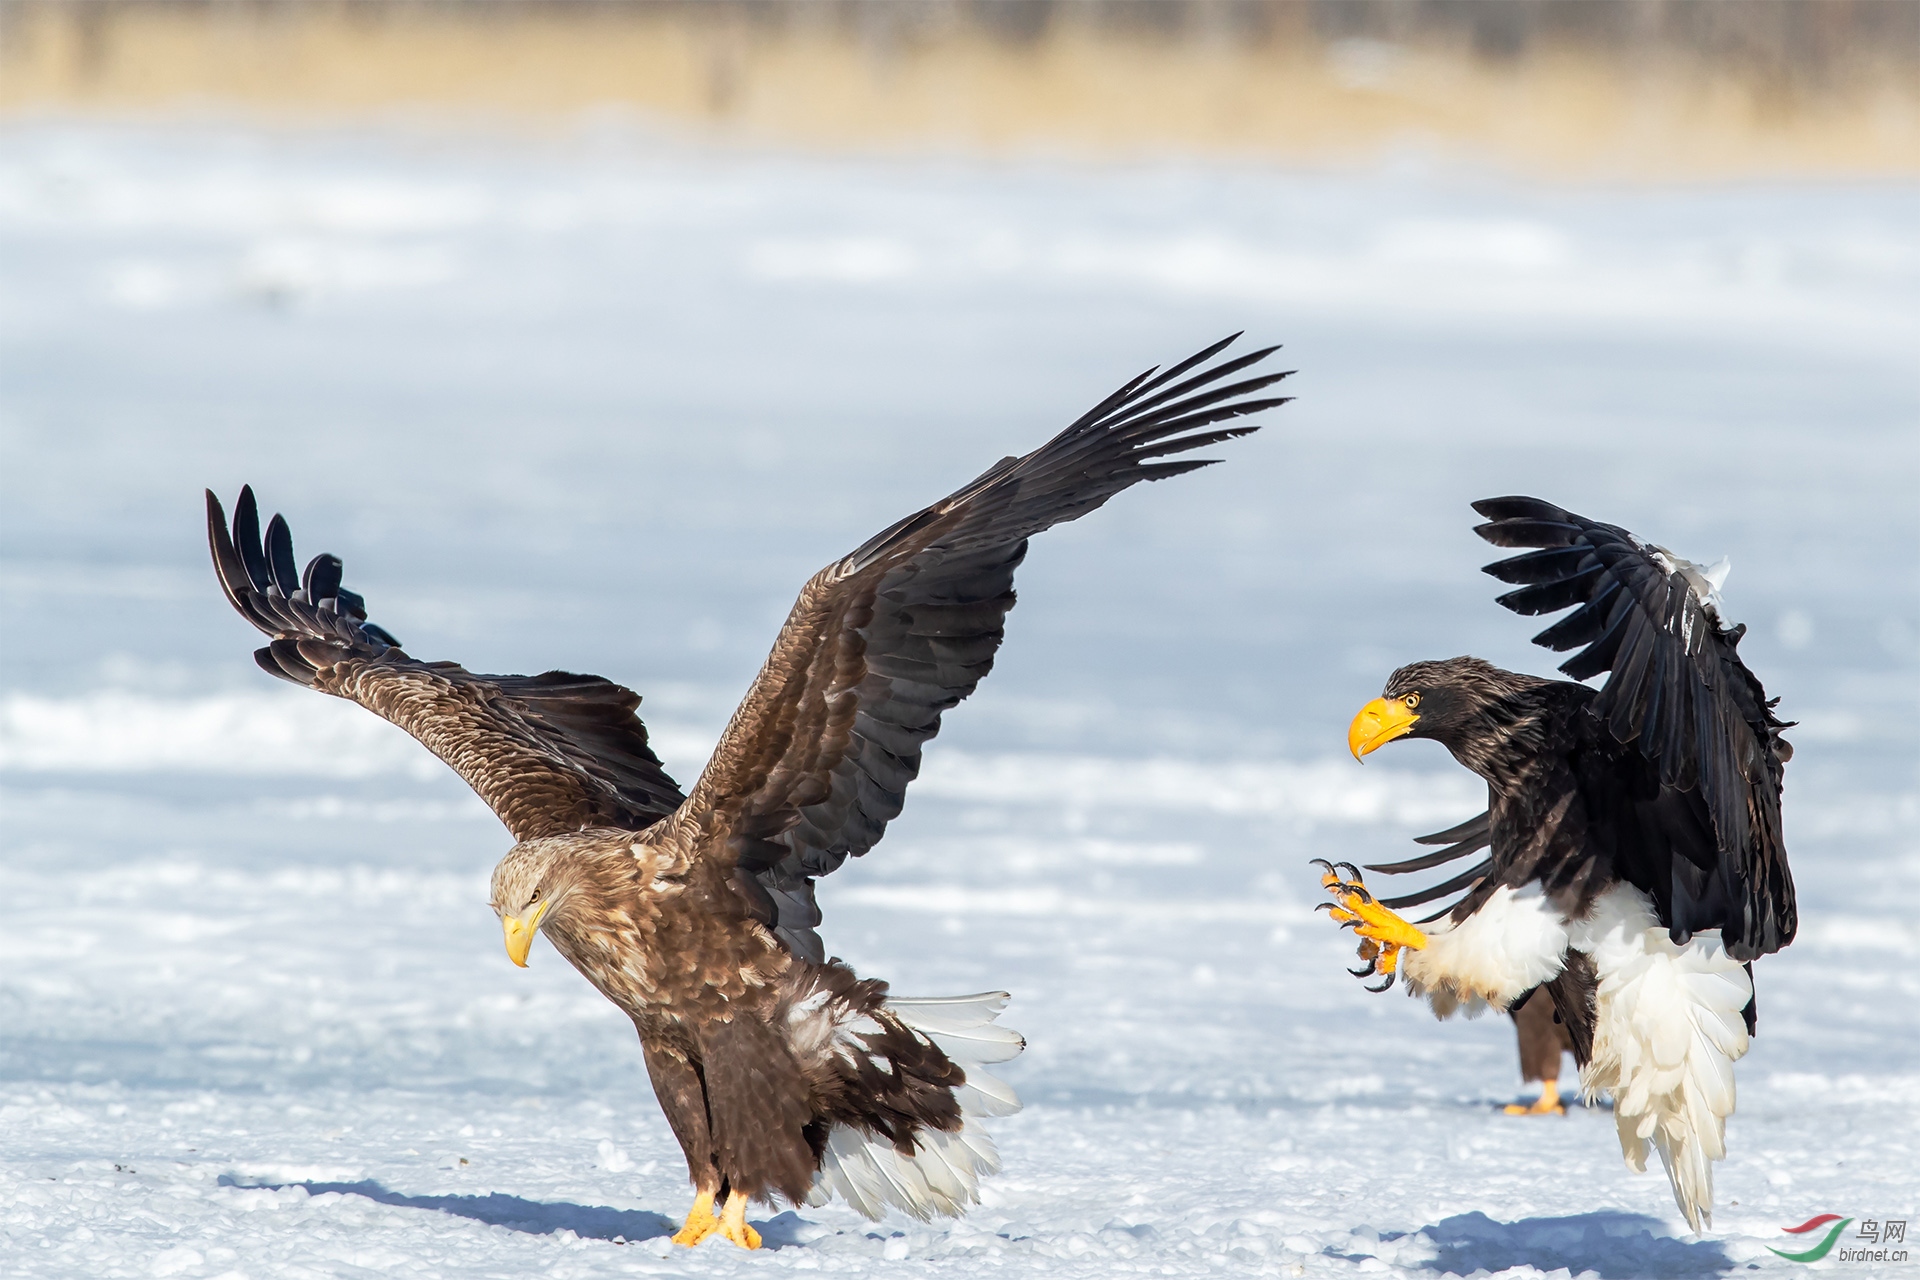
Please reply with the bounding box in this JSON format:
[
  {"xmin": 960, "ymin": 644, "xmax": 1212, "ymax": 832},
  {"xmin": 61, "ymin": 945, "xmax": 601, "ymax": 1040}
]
[{"xmin": 1404, "ymin": 693, "xmax": 1421, "ymax": 709}]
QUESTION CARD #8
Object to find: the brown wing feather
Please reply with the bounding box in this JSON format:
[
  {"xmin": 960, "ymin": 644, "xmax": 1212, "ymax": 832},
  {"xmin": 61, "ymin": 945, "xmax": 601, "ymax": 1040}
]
[
  {"xmin": 682, "ymin": 337, "xmax": 1292, "ymax": 960},
  {"xmin": 207, "ymin": 488, "xmax": 686, "ymax": 841}
]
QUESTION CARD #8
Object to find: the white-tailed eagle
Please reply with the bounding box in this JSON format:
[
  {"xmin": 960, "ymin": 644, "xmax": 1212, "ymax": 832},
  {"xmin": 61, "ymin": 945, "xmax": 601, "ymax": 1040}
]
[{"xmin": 208, "ymin": 337, "xmax": 1289, "ymax": 1248}]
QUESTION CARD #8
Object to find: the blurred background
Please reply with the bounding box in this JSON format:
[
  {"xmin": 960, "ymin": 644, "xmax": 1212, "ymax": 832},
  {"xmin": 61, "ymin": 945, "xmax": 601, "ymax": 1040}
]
[
  {"xmin": 6, "ymin": 0, "xmax": 1920, "ymax": 175},
  {"xmin": 0, "ymin": 3, "xmax": 1916, "ymax": 1276}
]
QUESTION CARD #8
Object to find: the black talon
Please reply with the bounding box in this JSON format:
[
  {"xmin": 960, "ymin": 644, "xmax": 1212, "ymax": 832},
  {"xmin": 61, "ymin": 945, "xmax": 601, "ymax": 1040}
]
[
  {"xmin": 1310, "ymin": 858, "xmax": 1335, "ymax": 875},
  {"xmin": 1349, "ymin": 957, "xmax": 1380, "ymax": 978},
  {"xmin": 1333, "ymin": 862, "xmax": 1365, "ymax": 881},
  {"xmin": 1365, "ymin": 971, "xmax": 1397, "ymax": 994},
  {"xmin": 1340, "ymin": 918, "xmax": 1360, "ymax": 931}
]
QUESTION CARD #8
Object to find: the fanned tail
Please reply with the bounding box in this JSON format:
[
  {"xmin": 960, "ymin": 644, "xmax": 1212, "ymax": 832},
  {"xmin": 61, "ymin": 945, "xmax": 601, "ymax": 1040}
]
[
  {"xmin": 807, "ymin": 991, "xmax": 1024, "ymax": 1221},
  {"xmin": 887, "ymin": 991, "xmax": 1025, "ymax": 1118},
  {"xmin": 1574, "ymin": 885, "xmax": 1751, "ymax": 1232}
]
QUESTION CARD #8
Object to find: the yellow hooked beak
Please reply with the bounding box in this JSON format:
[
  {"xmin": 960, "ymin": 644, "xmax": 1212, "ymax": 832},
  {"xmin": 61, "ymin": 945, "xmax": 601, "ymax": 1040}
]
[
  {"xmin": 501, "ymin": 900, "xmax": 549, "ymax": 968},
  {"xmin": 1349, "ymin": 697, "xmax": 1419, "ymax": 760}
]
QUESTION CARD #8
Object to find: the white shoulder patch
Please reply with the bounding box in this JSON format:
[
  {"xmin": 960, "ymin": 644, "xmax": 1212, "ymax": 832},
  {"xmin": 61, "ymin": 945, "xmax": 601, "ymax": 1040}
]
[{"xmin": 1642, "ymin": 539, "xmax": 1731, "ymax": 623}]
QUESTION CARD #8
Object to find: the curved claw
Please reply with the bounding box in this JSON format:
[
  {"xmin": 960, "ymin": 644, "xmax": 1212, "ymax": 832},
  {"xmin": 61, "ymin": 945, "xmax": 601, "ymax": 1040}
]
[
  {"xmin": 1317, "ymin": 860, "xmax": 1427, "ymax": 995},
  {"xmin": 1310, "ymin": 858, "xmax": 1335, "ymax": 876}
]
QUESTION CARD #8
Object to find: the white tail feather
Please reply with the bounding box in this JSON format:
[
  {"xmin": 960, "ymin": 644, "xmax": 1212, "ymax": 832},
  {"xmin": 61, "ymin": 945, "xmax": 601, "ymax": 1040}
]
[
  {"xmin": 956, "ymin": 1074, "xmax": 1022, "ymax": 1118},
  {"xmin": 886, "ymin": 991, "xmax": 1026, "ymax": 1065},
  {"xmin": 806, "ymin": 991, "xmax": 1024, "ymax": 1221},
  {"xmin": 1571, "ymin": 884, "xmax": 1752, "ymax": 1233}
]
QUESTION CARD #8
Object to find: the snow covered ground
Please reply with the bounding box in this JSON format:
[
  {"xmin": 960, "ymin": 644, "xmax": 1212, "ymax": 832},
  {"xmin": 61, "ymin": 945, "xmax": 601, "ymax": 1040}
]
[{"xmin": 1, "ymin": 118, "xmax": 1916, "ymax": 1278}]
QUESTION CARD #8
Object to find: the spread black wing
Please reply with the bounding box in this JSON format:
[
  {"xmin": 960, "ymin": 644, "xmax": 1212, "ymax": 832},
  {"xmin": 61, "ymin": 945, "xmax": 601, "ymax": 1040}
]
[
  {"xmin": 208, "ymin": 487, "xmax": 687, "ymax": 841},
  {"xmin": 1472, "ymin": 496, "xmax": 1794, "ymax": 959},
  {"xmin": 684, "ymin": 336, "xmax": 1290, "ymax": 961}
]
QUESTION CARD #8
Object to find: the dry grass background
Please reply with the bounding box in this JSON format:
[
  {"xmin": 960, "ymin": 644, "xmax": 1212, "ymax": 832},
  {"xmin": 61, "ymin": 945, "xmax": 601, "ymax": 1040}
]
[{"xmin": 2, "ymin": 0, "xmax": 1918, "ymax": 176}]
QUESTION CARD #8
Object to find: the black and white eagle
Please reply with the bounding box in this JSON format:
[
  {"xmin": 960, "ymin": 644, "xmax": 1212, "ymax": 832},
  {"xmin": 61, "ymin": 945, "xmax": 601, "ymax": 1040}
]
[{"xmin": 1318, "ymin": 496, "xmax": 1795, "ymax": 1231}]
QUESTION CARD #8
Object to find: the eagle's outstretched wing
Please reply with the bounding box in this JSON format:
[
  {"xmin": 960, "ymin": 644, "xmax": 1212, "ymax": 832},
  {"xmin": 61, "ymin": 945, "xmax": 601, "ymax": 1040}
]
[
  {"xmin": 208, "ymin": 487, "xmax": 687, "ymax": 841},
  {"xmin": 680, "ymin": 336, "xmax": 1291, "ymax": 961},
  {"xmin": 1471, "ymin": 496, "xmax": 1794, "ymax": 959}
]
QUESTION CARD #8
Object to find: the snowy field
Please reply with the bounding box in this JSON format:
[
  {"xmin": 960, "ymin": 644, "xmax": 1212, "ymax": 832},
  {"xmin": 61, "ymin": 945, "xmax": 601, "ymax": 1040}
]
[{"xmin": 1, "ymin": 118, "xmax": 1917, "ymax": 1278}]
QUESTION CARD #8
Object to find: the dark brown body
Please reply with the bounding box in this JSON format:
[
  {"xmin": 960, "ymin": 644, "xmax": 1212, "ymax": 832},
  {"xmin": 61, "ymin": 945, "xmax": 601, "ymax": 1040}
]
[{"xmin": 508, "ymin": 827, "xmax": 969, "ymax": 1207}]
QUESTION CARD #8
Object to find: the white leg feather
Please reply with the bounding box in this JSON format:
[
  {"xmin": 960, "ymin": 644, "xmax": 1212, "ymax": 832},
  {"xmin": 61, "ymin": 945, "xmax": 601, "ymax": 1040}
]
[{"xmin": 1401, "ymin": 883, "xmax": 1571, "ymax": 1017}]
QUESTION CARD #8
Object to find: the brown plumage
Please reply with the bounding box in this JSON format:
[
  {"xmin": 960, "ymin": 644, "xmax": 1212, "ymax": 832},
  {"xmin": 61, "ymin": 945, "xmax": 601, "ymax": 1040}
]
[
  {"xmin": 1511, "ymin": 988, "xmax": 1574, "ymax": 1086},
  {"xmin": 207, "ymin": 336, "xmax": 1289, "ymax": 1245}
]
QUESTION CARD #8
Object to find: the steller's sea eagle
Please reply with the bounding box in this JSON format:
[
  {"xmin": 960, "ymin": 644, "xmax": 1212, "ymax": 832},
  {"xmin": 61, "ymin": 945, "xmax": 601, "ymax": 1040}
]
[
  {"xmin": 207, "ymin": 337, "xmax": 1289, "ymax": 1248},
  {"xmin": 1317, "ymin": 497, "xmax": 1795, "ymax": 1231}
]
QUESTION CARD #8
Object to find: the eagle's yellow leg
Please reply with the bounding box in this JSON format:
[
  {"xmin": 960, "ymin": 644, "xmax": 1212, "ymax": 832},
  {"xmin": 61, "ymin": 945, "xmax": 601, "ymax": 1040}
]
[
  {"xmin": 671, "ymin": 1189, "xmax": 720, "ymax": 1246},
  {"xmin": 717, "ymin": 1189, "xmax": 762, "ymax": 1250},
  {"xmin": 1504, "ymin": 1079, "xmax": 1566, "ymax": 1116},
  {"xmin": 1314, "ymin": 862, "xmax": 1426, "ymax": 990}
]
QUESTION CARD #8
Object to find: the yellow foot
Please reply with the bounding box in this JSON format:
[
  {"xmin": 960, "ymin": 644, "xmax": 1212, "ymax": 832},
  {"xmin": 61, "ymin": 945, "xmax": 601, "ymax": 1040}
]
[
  {"xmin": 1504, "ymin": 1080, "xmax": 1566, "ymax": 1116},
  {"xmin": 718, "ymin": 1189, "xmax": 762, "ymax": 1250},
  {"xmin": 671, "ymin": 1190, "xmax": 720, "ymax": 1246},
  {"xmin": 1314, "ymin": 860, "xmax": 1427, "ymax": 992}
]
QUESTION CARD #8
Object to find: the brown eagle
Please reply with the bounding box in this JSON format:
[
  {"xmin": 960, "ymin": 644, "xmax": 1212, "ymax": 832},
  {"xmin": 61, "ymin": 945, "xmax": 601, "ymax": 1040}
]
[
  {"xmin": 207, "ymin": 337, "xmax": 1289, "ymax": 1249},
  {"xmin": 1317, "ymin": 497, "xmax": 1795, "ymax": 1231}
]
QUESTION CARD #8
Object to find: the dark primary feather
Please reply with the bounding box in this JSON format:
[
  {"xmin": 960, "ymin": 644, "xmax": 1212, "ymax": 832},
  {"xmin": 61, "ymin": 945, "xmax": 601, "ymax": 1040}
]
[
  {"xmin": 1378, "ymin": 858, "xmax": 1493, "ymax": 912},
  {"xmin": 1363, "ymin": 811, "xmax": 1495, "ymax": 920},
  {"xmin": 687, "ymin": 336, "xmax": 1290, "ymax": 961},
  {"xmin": 207, "ymin": 487, "xmax": 686, "ymax": 841},
  {"xmin": 1413, "ymin": 811, "xmax": 1493, "ymax": 847},
  {"xmin": 1365, "ymin": 810, "xmax": 1491, "ymax": 874},
  {"xmin": 1471, "ymin": 496, "xmax": 1795, "ymax": 960}
]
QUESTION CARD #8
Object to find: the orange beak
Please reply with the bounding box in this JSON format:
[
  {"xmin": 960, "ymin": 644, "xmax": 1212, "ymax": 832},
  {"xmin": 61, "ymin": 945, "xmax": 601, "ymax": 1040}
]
[{"xmin": 1349, "ymin": 697, "xmax": 1419, "ymax": 760}]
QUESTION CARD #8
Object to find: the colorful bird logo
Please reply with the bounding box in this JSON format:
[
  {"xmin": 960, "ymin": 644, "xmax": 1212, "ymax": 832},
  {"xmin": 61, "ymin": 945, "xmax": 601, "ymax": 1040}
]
[{"xmin": 1768, "ymin": 1214, "xmax": 1853, "ymax": 1262}]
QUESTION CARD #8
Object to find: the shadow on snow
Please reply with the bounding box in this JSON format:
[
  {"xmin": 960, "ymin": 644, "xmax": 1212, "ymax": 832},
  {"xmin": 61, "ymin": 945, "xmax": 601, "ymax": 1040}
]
[
  {"xmin": 217, "ymin": 1176, "xmax": 826, "ymax": 1248},
  {"xmin": 219, "ymin": 1176, "xmax": 676, "ymax": 1242},
  {"xmin": 1409, "ymin": 1211, "xmax": 1735, "ymax": 1279}
]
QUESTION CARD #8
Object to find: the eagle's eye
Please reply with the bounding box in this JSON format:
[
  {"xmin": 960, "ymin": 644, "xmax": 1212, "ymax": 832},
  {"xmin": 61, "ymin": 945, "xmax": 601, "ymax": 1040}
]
[
  {"xmin": 529, "ymin": 888, "xmax": 542, "ymax": 903},
  {"xmin": 1404, "ymin": 693, "xmax": 1421, "ymax": 709}
]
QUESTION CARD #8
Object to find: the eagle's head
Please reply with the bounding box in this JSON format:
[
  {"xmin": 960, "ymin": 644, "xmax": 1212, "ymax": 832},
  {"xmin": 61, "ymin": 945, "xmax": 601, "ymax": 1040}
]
[
  {"xmin": 1348, "ymin": 656, "xmax": 1546, "ymax": 765},
  {"xmin": 489, "ymin": 837, "xmax": 591, "ymax": 968}
]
